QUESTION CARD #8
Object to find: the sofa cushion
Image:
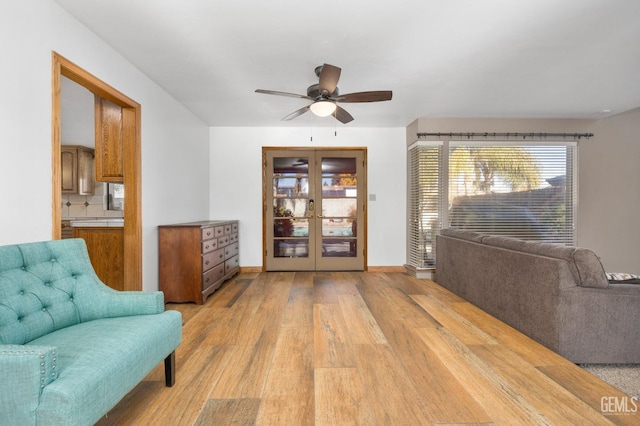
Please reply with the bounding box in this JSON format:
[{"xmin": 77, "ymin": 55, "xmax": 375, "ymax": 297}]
[
  {"xmin": 0, "ymin": 240, "xmax": 101, "ymax": 344},
  {"xmin": 480, "ymin": 234, "xmax": 608, "ymax": 288},
  {"xmin": 439, "ymin": 228, "xmax": 485, "ymax": 243},
  {"xmin": 572, "ymin": 248, "xmax": 609, "ymax": 288},
  {"xmin": 0, "ymin": 239, "xmax": 166, "ymax": 346},
  {"xmin": 27, "ymin": 311, "xmax": 182, "ymax": 425}
]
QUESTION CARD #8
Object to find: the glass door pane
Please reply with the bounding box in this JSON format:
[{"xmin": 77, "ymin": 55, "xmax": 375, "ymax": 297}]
[
  {"xmin": 265, "ymin": 152, "xmax": 316, "ymax": 271},
  {"xmin": 320, "ymin": 158, "xmax": 358, "ymax": 257},
  {"xmin": 272, "ymin": 157, "xmax": 310, "ymax": 258},
  {"xmin": 315, "ymin": 151, "xmax": 365, "ymax": 271}
]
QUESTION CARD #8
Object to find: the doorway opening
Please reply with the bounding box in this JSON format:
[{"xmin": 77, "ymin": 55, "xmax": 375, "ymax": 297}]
[
  {"xmin": 263, "ymin": 147, "xmax": 367, "ymax": 271},
  {"xmin": 51, "ymin": 52, "xmax": 142, "ymax": 290}
]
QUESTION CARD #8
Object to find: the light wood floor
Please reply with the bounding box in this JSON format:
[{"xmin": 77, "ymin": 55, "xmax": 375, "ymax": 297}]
[{"xmin": 97, "ymin": 272, "xmax": 638, "ymax": 425}]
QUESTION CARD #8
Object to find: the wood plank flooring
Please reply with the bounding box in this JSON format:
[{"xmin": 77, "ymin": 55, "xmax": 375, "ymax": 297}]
[{"xmin": 97, "ymin": 272, "xmax": 639, "ymax": 425}]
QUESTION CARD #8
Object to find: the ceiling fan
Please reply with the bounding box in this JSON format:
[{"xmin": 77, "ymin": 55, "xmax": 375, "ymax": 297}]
[{"xmin": 255, "ymin": 63, "xmax": 392, "ymax": 124}]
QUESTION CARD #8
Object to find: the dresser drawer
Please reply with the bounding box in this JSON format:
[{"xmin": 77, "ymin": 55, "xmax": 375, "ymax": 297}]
[
  {"xmin": 201, "ymin": 227, "xmax": 216, "ymax": 241},
  {"xmin": 214, "ymin": 226, "xmax": 225, "ymax": 238},
  {"xmin": 229, "ymin": 232, "xmax": 238, "ymax": 244},
  {"xmin": 203, "ymin": 247, "xmax": 225, "ymax": 271},
  {"xmin": 225, "ymin": 242, "xmax": 239, "ymax": 260},
  {"xmin": 225, "ymin": 255, "xmax": 239, "ymax": 274},
  {"xmin": 218, "ymin": 235, "xmax": 230, "ymax": 248},
  {"xmin": 202, "ymin": 263, "xmax": 225, "ymax": 291},
  {"xmin": 202, "ymin": 238, "xmax": 218, "ymax": 254},
  {"xmin": 224, "ymin": 223, "xmax": 234, "ymax": 235}
]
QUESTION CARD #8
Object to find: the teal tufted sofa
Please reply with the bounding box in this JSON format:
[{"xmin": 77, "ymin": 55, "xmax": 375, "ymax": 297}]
[{"xmin": 0, "ymin": 239, "xmax": 182, "ymax": 425}]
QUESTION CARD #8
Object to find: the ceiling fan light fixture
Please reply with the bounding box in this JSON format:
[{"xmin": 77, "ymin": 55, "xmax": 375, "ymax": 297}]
[{"xmin": 310, "ymin": 100, "xmax": 336, "ymax": 117}]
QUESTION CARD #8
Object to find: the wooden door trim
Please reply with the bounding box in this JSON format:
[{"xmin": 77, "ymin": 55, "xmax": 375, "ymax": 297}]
[
  {"xmin": 261, "ymin": 146, "xmax": 368, "ymax": 271},
  {"xmin": 51, "ymin": 52, "xmax": 142, "ymax": 290}
]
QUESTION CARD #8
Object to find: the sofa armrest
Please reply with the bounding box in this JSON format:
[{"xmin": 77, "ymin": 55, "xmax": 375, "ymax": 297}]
[
  {"xmin": 0, "ymin": 345, "xmax": 58, "ymax": 425},
  {"xmin": 96, "ymin": 287, "xmax": 166, "ymax": 317},
  {"xmin": 75, "ymin": 283, "xmax": 166, "ymax": 322}
]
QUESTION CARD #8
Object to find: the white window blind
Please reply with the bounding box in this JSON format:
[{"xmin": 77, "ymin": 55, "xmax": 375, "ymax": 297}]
[
  {"xmin": 448, "ymin": 141, "xmax": 577, "ymax": 245},
  {"xmin": 408, "ymin": 141, "xmax": 442, "ymax": 269}
]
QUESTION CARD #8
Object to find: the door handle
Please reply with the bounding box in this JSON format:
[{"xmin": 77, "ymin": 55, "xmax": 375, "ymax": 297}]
[
  {"xmin": 309, "ymin": 199, "xmax": 314, "ymax": 212},
  {"xmin": 317, "ymin": 214, "xmax": 323, "ymax": 218}
]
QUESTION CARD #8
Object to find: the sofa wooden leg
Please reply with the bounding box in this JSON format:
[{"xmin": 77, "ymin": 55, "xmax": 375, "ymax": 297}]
[{"xmin": 164, "ymin": 351, "xmax": 176, "ymax": 387}]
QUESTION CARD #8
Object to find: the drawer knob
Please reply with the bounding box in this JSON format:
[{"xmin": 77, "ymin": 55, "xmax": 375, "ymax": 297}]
[{"xmin": 205, "ymin": 261, "xmax": 210, "ymax": 266}]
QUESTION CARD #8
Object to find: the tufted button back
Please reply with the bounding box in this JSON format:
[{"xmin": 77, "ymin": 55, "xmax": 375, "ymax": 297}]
[{"xmin": 0, "ymin": 239, "xmax": 103, "ymax": 345}]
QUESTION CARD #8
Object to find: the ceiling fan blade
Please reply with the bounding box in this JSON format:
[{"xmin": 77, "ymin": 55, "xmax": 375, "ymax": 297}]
[
  {"xmin": 255, "ymin": 89, "xmax": 311, "ymax": 100},
  {"xmin": 333, "ymin": 90, "xmax": 393, "ymax": 103},
  {"xmin": 334, "ymin": 105, "xmax": 354, "ymax": 124},
  {"xmin": 318, "ymin": 64, "xmax": 341, "ymax": 96},
  {"xmin": 282, "ymin": 105, "xmax": 310, "ymax": 121}
]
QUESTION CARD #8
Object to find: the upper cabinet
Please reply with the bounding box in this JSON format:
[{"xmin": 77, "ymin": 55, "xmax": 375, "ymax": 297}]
[
  {"xmin": 95, "ymin": 96, "xmax": 124, "ymax": 182},
  {"xmin": 61, "ymin": 145, "xmax": 95, "ymax": 195}
]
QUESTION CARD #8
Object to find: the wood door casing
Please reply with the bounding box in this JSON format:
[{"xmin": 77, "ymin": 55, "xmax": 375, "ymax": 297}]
[{"xmin": 51, "ymin": 52, "xmax": 142, "ymax": 290}]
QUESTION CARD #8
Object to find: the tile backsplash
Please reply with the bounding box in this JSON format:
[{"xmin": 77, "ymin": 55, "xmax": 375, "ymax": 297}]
[{"xmin": 62, "ymin": 183, "xmax": 124, "ymax": 219}]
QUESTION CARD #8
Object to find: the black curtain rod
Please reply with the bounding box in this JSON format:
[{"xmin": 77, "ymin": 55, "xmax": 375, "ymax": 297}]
[{"xmin": 416, "ymin": 132, "xmax": 594, "ymax": 140}]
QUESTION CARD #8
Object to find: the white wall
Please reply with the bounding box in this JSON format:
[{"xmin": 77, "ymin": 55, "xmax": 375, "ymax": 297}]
[
  {"xmin": 209, "ymin": 126, "xmax": 406, "ymax": 268},
  {"xmin": 0, "ymin": 1, "xmax": 210, "ymax": 290},
  {"xmin": 579, "ymin": 108, "xmax": 640, "ymax": 273}
]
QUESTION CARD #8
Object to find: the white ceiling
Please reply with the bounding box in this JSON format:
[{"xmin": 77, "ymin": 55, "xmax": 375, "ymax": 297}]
[{"xmin": 54, "ymin": 0, "xmax": 640, "ymax": 128}]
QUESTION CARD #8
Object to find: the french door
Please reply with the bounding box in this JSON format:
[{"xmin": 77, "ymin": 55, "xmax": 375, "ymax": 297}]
[{"xmin": 264, "ymin": 148, "xmax": 366, "ymax": 271}]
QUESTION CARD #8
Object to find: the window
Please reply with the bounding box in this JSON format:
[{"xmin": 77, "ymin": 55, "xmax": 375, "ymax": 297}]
[
  {"xmin": 407, "ymin": 140, "xmax": 577, "ymax": 270},
  {"xmin": 408, "ymin": 141, "xmax": 442, "ymax": 269},
  {"xmin": 448, "ymin": 141, "xmax": 577, "ymax": 245}
]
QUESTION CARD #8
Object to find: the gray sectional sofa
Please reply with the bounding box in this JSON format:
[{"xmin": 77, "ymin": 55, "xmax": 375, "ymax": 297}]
[{"xmin": 435, "ymin": 228, "xmax": 640, "ymax": 364}]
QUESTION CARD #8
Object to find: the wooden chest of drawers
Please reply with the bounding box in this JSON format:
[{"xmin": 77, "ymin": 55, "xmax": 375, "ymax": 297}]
[{"xmin": 158, "ymin": 220, "xmax": 239, "ymax": 304}]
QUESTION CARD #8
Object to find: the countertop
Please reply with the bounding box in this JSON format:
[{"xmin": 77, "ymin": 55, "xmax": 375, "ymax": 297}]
[{"xmin": 70, "ymin": 218, "xmax": 124, "ymax": 228}]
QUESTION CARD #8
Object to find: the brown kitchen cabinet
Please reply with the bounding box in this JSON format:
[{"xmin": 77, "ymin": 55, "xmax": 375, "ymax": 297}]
[
  {"xmin": 61, "ymin": 145, "xmax": 95, "ymax": 195},
  {"xmin": 158, "ymin": 220, "xmax": 239, "ymax": 304},
  {"xmin": 72, "ymin": 226, "xmax": 124, "ymax": 291},
  {"xmin": 94, "ymin": 95, "xmax": 124, "ymax": 182}
]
